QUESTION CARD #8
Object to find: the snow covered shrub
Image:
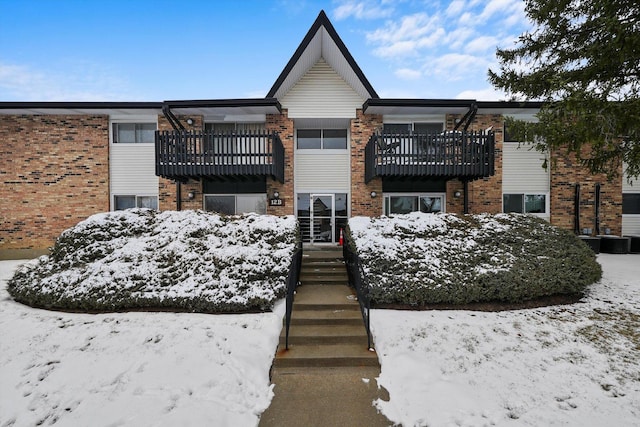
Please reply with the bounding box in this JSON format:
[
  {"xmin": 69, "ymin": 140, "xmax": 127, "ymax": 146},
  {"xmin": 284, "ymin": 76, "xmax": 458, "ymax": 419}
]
[
  {"xmin": 348, "ymin": 212, "xmax": 602, "ymax": 306},
  {"xmin": 8, "ymin": 209, "xmax": 298, "ymax": 313}
]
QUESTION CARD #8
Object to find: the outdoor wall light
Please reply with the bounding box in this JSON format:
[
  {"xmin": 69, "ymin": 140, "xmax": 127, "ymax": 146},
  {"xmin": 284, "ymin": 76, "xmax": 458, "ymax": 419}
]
[
  {"xmin": 454, "ymin": 190, "xmax": 462, "ymax": 198},
  {"xmin": 273, "ymin": 191, "xmax": 280, "ymax": 199},
  {"xmin": 186, "ymin": 118, "xmax": 194, "ymax": 125},
  {"xmin": 370, "ymin": 191, "xmax": 377, "ymax": 198},
  {"xmin": 187, "ymin": 191, "xmax": 195, "ymax": 200}
]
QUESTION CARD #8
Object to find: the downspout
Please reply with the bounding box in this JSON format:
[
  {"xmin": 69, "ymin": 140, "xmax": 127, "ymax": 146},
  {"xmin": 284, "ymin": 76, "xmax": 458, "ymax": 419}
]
[
  {"xmin": 453, "ymin": 103, "xmax": 478, "ymax": 132},
  {"xmin": 161, "ymin": 103, "xmax": 185, "ymax": 211},
  {"xmin": 176, "ymin": 182, "xmax": 182, "ymax": 211},
  {"xmin": 594, "ymin": 183, "xmax": 601, "ymax": 235},
  {"xmin": 574, "ymin": 183, "xmax": 581, "ymax": 234},
  {"xmin": 463, "ymin": 180, "xmax": 469, "ymax": 214}
]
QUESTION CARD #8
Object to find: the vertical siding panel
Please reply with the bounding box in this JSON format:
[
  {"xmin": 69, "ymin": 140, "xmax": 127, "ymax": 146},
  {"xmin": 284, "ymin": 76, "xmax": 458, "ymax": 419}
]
[
  {"xmin": 281, "ymin": 59, "xmax": 365, "ymax": 118},
  {"xmin": 502, "ymin": 143, "xmax": 549, "ymax": 193},
  {"xmin": 110, "ymin": 144, "xmax": 159, "ymax": 197},
  {"xmin": 295, "ymin": 152, "xmax": 350, "ymax": 191}
]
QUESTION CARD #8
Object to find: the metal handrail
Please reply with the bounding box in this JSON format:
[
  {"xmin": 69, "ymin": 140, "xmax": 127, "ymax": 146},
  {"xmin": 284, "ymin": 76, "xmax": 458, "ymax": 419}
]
[
  {"xmin": 284, "ymin": 234, "xmax": 303, "ymax": 350},
  {"xmin": 342, "ymin": 230, "xmax": 373, "ymax": 350}
]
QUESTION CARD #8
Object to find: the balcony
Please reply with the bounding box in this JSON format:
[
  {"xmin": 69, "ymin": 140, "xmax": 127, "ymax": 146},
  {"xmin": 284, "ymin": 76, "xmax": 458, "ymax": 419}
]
[
  {"xmin": 155, "ymin": 130, "xmax": 284, "ymax": 183},
  {"xmin": 365, "ymin": 130, "xmax": 495, "ymax": 182}
]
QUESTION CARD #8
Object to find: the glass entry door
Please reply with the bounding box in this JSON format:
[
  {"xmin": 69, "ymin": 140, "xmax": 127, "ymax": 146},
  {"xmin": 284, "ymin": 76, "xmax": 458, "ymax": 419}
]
[
  {"xmin": 297, "ymin": 193, "xmax": 348, "ymax": 243},
  {"xmin": 310, "ymin": 194, "xmax": 334, "ymax": 243}
]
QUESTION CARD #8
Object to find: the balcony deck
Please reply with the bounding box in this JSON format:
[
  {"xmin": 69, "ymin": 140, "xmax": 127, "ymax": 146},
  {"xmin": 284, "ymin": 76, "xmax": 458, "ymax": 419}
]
[
  {"xmin": 365, "ymin": 131, "xmax": 495, "ymax": 182},
  {"xmin": 155, "ymin": 130, "xmax": 284, "ymax": 183}
]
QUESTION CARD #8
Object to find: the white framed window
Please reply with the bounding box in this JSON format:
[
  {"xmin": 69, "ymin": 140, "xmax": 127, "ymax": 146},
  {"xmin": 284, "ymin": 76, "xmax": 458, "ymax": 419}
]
[
  {"xmin": 383, "ymin": 193, "xmax": 445, "ymax": 215},
  {"xmin": 623, "ymin": 193, "xmax": 640, "ymax": 215},
  {"xmin": 113, "ymin": 195, "xmax": 158, "ymax": 210},
  {"xmin": 297, "ymin": 129, "xmax": 347, "ymax": 150},
  {"xmin": 111, "ymin": 122, "xmax": 156, "ymax": 144},
  {"xmin": 503, "ymin": 193, "xmax": 548, "ymax": 215},
  {"xmin": 383, "ymin": 122, "xmax": 444, "ymax": 134},
  {"xmin": 204, "ymin": 194, "xmax": 267, "ymax": 215}
]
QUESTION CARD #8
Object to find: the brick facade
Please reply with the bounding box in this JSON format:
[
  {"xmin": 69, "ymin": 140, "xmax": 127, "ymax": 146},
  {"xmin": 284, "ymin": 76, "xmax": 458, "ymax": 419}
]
[
  {"xmin": 445, "ymin": 113, "xmax": 505, "ymax": 215},
  {"xmin": 157, "ymin": 114, "xmax": 204, "ymax": 211},
  {"xmin": 266, "ymin": 111, "xmax": 295, "ymax": 216},
  {"xmin": 0, "ymin": 115, "xmax": 109, "ymax": 257},
  {"xmin": 550, "ymin": 147, "xmax": 622, "ymax": 235},
  {"xmin": 350, "ymin": 109, "xmax": 383, "ymax": 217}
]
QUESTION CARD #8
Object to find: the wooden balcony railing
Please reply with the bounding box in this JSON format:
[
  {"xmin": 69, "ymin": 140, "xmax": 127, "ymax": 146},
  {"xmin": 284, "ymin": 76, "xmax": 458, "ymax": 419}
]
[
  {"xmin": 364, "ymin": 130, "xmax": 495, "ymax": 182},
  {"xmin": 155, "ymin": 130, "xmax": 284, "ymax": 183}
]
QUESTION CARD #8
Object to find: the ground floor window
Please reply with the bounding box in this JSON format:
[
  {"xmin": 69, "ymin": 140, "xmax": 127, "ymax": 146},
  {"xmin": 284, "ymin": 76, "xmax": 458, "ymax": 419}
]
[
  {"xmin": 297, "ymin": 193, "xmax": 348, "ymax": 243},
  {"xmin": 204, "ymin": 194, "xmax": 266, "ymax": 215},
  {"xmin": 383, "ymin": 193, "xmax": 445, "ymax": 215},
  {"xmin": 114, "ymin": 195, "xmax": 158, "ymax": 210},
  {"xmin": 503, "ymin": 194, "xmax": 547, "ymax": 214},
  {"xmin": 623, "ymin": 193, "xmax": 640, "ymax": 214}
]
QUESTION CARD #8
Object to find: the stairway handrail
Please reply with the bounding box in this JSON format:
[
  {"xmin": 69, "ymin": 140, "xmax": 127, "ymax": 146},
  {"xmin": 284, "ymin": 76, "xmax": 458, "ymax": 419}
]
[
  {"xmin": 342, "ymin": 230, "xmax": 373, "ymax": 350},
  {"xmin": 284, "ymin": 233, "xmax": 303, "ymax": 350}
]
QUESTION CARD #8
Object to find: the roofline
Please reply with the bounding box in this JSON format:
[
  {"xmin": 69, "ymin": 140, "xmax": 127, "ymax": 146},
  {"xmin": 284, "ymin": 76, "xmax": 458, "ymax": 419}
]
[
  {"xmin": 266, "ymin": 10, "xmax": 379, "ymax": 99},
  {"xmin": 363, "ymin": 98, "xmax": 544, "ymax": 112},
  {"xmin": 0, "ymin": 101, "xmax": 163, "ymax": 110},
  {"xmin": 163, "ymin": 98, "xmax": 281, "ymax": 111}
]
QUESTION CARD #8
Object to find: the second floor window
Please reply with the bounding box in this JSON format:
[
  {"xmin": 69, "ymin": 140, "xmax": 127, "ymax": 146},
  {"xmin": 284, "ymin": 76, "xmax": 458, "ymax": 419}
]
[
  {"xmin": 112, "ymin": 123, "xmax": 156, "ymax": 143},
  {"xmin": 297, "ymin": 129, "xmax": 347, "ymax": 149}
]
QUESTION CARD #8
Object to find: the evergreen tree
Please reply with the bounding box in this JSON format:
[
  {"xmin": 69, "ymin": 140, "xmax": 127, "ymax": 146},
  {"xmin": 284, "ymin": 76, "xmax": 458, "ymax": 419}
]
[{"xmin": 489, "ymin": 0, "xmax": 640, "ymax": 179}]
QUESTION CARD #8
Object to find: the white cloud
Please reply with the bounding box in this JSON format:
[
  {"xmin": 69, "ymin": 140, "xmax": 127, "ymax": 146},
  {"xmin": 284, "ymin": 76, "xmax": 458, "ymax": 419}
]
[
  {"xmin": 0, "ymin": 61, "xmax": 136, "ymax": 101},
  {"xmin": 465, "ymin": 35, "xmax": 500, "ymax": 54},
  {"xmin": 430, "ymin": 53, "xmax": 490, "ymax": 81},
  {"xmin": 445, "ymin": 0, "xmax": 466, "ymax": 17},
  {"xmin": 333, "ymin": 0, "xmax": 394, "ymax": 20},
  {"xmin": 456, "ymin": 86, "xmax": 509, "ymax": 101},
  {"xmin": 395, "ymin": 68, "xmax": 422, "ymax": 80},
  {"xmin": 367, "ymin": 13, "xmax": 445, "ymax": 58}
]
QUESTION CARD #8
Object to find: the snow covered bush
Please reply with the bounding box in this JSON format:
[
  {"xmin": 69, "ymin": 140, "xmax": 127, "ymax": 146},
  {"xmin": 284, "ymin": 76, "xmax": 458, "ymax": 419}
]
[
  {"xmin": 348, "ymin": 212, "xmax": 602, "ymax": 305},
  {"xmin": 8, "ymin": 209, "xmax": 298, "ymax": 313}
]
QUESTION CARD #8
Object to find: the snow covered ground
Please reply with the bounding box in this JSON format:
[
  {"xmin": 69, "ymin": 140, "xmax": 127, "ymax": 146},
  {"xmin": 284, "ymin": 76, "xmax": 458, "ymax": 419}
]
[
  {"xmin": 0, "ymin": 260, "xmax": 284, "ymax": 427},
  {"xmin": 2, "ymin": 254, "xmax": 639, "ymax": 426},
  {"xmin": 373, "ymin": 254, "xmax": 640, "ymax": 427}
]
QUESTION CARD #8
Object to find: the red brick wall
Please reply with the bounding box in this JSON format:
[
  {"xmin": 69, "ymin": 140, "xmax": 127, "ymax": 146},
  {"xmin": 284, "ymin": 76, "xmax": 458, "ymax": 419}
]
[
  {"xmin": 351, "ymin": 109, "xmax": 383, "ymax": 217},
  {"xmin": 550, "ymin": 147, "xmax": 622, "ymax": 235},
  {"xmin": 446, "ymin": 113, "xmax": 505, "ymax": 215},
  {"xmin": 157, "ymin": 114, "xmax": 204, "ymax": 211},
  {"xmin": 0, "ymin": 115, "xmax": 109, "ymax": 256},
  {"xmin": 266, "ymin": 111, "xmax": 294, "ymax": 216}
]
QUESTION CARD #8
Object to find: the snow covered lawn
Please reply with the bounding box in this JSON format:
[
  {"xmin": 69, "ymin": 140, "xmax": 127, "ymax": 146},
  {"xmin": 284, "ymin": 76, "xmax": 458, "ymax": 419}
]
[
  {"xmin": 2, "ymin": 254, "xmax": 638, "ymax": 426},
  {"xmin": 0, "ymin": 260, "xmax": 284, "ymax": 427},
  {"xmin": 372, "ymin": 254, "xmax": 640, "ymax": 426}
]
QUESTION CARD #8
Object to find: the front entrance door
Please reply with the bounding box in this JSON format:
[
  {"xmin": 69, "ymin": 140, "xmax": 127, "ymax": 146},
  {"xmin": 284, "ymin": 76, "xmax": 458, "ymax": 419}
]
[{"xmin": 310, "ymin": 194, "xmax": 334, "ymax": 243}]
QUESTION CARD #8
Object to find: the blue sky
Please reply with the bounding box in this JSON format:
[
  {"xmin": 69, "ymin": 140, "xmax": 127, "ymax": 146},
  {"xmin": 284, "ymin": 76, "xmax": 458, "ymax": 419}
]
[{"xmin": 0, "ymin": 0, "xmax": 532, "ymax": 102}]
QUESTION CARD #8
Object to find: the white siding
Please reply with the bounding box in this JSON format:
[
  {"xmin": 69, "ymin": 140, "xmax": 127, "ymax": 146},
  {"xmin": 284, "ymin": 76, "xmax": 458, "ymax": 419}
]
[
  {"xmin": 110, "ymin": 144, "xmax": 158, "ymax": 202},
  {"xmin": 281, "ymin": 59, "xmax": 365, "ymax": 119},
  {"xmin": 294, "ymin": 152, "xmax": 350, "ymax": 192},
  {"xmin": 502, "ymin": 142, "xmax": 549, "ymax": 193},
  {"xmin": 623, "ymin": 166, "xmax": 640, "ymax": 235},
  {"xmin": 622, "ymin": 216, "xmax": 640, "ymax": 235}
]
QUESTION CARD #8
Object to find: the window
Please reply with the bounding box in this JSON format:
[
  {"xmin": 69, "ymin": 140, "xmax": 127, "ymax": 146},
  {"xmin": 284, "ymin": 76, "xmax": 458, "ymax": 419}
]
[
  {"xmin": 623, "ymin": 193, "xmax": 640, "ymax": 214},
  {"xmin": 114, "ymin": 195, "xmax": 158, "ymax": 210},
  {"xmin": 112, "ymin": 123, "xmax": 156, "ymax": 143},
  {"xmin": 204, "ymin": 194, "xmax": 266, "ymax": 215},
  {"xmin": 297, "ymin": 129, "xmax": 347, "ymax": 149},
  {"xmin": 383, "ymin": 193, "xmax": 444, "ymax": 215},
  {"xmin": 204, "ymin": 122, "xmax": 266, "ymax": 133},
  {"xmin": 503, "ymin": 194, "xmax": 547, "ymax": 214},
  {"xmin": 383, "ymin": 123, "xmax": 444, "ymax": 134}
]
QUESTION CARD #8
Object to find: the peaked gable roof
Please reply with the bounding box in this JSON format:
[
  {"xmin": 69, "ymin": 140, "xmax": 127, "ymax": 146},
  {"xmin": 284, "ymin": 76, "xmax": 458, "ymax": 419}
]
[{"xmin": 266, "ymin": 10, "xmax": 378, "ymax": 100}]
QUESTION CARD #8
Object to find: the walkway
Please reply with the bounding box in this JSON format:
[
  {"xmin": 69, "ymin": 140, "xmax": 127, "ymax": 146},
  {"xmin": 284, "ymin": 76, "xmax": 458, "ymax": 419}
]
[{"xmin": 259, "ymin": 247, "xmax": 391, "ymax": 427}]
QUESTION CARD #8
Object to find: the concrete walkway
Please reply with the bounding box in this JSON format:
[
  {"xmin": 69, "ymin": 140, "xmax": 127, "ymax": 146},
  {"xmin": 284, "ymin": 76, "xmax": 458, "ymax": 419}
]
[{"xmin": 259, "ymin": 247, "xmax": 391, "ymax": 426}]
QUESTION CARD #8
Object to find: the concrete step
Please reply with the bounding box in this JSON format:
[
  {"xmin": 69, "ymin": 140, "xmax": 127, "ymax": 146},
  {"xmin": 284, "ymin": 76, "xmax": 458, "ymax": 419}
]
[
  {"xmin": 300, "ymin": 276, "xmax": 348, "ymax": 286},
  {"xmin": 290, "ymin": 308, "xmax": 363, "ymax": 326},
  {"xmin": 301, "ymin": 265, "xmax": 346, "ymax": 274},
  {"xmin": 293, "ymin": 285, "xmax": 358, "ymax": 306},
  {"xmin": 280, "ymin": 324, "xmax": 369, "ymax": 346},
  {"xmin": 274, "ymin": 344, "xmax": 378, "ymax": 368}
]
